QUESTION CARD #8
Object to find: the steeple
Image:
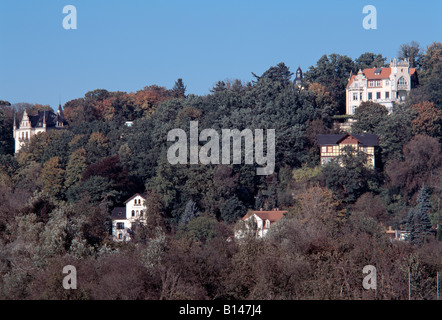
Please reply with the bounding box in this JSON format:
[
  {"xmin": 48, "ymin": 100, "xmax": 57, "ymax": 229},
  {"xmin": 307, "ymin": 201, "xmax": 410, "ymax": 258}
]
[
  {"xmin": 294, "ymin": 66, "xmax": 303, "ymax": 86},
  {"xmin": 57, "ymin": 103, "xmax": 65, "ymax": 119}
]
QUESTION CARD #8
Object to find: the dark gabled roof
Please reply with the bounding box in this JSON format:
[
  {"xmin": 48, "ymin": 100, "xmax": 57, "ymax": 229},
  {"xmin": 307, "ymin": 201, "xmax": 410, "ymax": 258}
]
[
  {"xmin": 317, "ymin": 133, "xmax": 378, "ymax": 146},
  {"xmin": 317, "ymin": 134, "xmax": 347, "ymax": 145},
  {"xmin": 123, "ymin": 193, "xmax": 147, "ymax": 204},
  {"xmin": 19, "ymin": 110, "xmax": 68, "ymax": 129},
  {"xmin": 111, "ymin": 207, "xmax": 126, "ymax": 220},
  {"xmin": 352, "ymin": 134, "xmax": 378, "ymax": 146}
]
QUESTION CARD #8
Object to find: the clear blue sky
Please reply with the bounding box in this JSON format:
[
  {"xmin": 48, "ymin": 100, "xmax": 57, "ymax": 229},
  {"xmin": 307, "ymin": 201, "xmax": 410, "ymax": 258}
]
[{"xmin": 0, "ymin": 0, "xmax": 441, "ymax": 109}]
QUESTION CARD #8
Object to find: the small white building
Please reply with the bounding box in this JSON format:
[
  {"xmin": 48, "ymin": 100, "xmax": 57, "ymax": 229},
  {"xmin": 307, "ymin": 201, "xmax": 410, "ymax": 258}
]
[
  {"xmin": 235, "ymin": 209, "xmax": 287, "ymax": 239},
  {"xmin": 111, "ymin": 193, "xmax": 147, "ymax": 242}
]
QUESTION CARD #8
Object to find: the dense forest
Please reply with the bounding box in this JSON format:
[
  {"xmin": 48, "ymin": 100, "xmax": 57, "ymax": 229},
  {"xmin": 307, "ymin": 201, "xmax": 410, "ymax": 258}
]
[{"xmin": 0, "ymin": 41, "xmax": 441, "ymax": 300}]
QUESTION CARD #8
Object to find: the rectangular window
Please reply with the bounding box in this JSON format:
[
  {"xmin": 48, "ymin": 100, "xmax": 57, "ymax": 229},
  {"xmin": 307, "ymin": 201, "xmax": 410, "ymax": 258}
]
[
  {"xmin": 385, "ymin": 80, "xmax": 389, "ymax": 86},
  {"xmin": 321, "ymin": 146, "xmax": 327, "ymax": 153},
  {"xmin": 327, "ymin": 146, "xmax": 333, "ymax": 153},
  {"xmin": 368, "ymin": 81, "xmax": 374, "ymax": 87},
  {"xmin": 385, "ymin": 92, "xmax": 390, "ymax": 99},
  {"xmin": 117, "ymin": 222, "xmax": 125, "ymax": 230},
  {"xmin": 352, "ymin": 93, "xmax": 358, "ymax": 101},
  {"xmin": 368, "ymin": 92, "xmax": 373, "ymax": 100},
  {"xmin": 376, "ymin": 92, "xmax": 381, "ymax": 99},
  {"xmin": 376, "ymin": 80, "xmax": 382, "ymax": 87}
]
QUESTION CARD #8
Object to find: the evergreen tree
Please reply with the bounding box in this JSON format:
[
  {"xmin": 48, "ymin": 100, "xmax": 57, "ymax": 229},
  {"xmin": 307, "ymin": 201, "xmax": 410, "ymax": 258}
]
[
  {"xmin": 0, "ymin": 102, "xmax": 14, "ymax": 155},
  {"xmin": 210, "ymin": 81, "xmax": 227, "ymax": 93},
  {"xmin": 406, "ymin": 185, "xmax": 434, "ymax": 245},
  {"xmin": 172, "ymin": 78, "xmax": 187, "ymax": 98},
  {"xmin": 179, "ymin": 199, "xmax": 199, "ymax": 225},
  {"xmin": 252, "ymin": 62, "xmax": 293, "ymax": 86}
]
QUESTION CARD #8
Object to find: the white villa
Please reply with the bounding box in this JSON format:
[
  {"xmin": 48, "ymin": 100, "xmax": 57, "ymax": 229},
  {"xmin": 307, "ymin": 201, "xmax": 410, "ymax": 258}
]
[
  {"xmin": 235, "ymin": 208, "xmax": 287, "ymax": 239},
  {"xmin": 13, "ymin": 105, "xmax": 68, "ymax": 153},
  {"xmin": 111, "ymin": 193, "xmax": 147, "ymax": 242},
  {"xmin": 346, "ymin": 58, "xmax": 418, "ymax": 115}
]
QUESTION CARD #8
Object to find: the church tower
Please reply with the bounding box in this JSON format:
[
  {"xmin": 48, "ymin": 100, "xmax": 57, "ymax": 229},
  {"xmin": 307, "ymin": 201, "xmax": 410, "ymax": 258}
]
[{"xmin": 294, "ymin": 66, "xmax": 303, "ymax": 87}]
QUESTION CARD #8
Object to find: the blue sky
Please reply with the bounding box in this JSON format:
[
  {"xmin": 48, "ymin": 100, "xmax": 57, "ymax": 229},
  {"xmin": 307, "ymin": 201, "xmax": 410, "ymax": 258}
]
[{"xmin": 0, "ymin": 0, "xmax": 441, "ymax": 109}]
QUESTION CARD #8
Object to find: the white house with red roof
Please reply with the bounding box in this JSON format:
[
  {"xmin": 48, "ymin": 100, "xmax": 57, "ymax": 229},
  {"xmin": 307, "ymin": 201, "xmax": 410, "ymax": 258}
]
[
  {"xmin": 235, "ymin": 208, "xmax": 287, "ymax": 238},
  {"xmin": 346, "ymin": 58, "xmax": 418, "ymax": 115},
  {"xmin": 111, "ymin": 193, "xmax": 147, "ymax": 242}
]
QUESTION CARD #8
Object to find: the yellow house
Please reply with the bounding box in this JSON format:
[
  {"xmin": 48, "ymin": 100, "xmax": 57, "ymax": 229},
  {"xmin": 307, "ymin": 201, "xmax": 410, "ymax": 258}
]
[{"xmin": 317, "ymin": 133, "xmax": 378, "ymax": 168}]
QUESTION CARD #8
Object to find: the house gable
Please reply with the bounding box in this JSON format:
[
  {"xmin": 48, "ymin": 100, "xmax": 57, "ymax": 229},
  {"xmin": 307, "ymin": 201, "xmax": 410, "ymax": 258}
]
[
  {"xmin": 337, "ymin": 134, "xmax": 360, "ymax": 145},
  {"xmin": 111, "ymin": 193, "xmax": 148, "ymax": 242}
]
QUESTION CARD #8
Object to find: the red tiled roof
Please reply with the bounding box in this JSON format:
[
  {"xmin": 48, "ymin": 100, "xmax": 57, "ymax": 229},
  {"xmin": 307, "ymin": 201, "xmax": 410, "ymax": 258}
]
[
  {"xmin": 363, "ymin": 67, "xmax": 392, "ymax": 80},
  {"xmin": 347, "ymin": 67, "xmax": 417, "ymax": 87},
  {"xmin": 347, "ymin": 75, "xmax": 357, "ymax": 87}
]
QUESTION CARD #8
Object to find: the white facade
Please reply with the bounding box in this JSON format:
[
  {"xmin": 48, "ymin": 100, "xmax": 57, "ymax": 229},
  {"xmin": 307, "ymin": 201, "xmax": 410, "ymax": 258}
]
[
  {"xmin": 235, "ymin": 209, "xmax": 286, "ymax": 239},
  {"xmin": 346, "ymin": 58, "xmax": 417, "ymax": 116},
  {"xmin": 111, "ymin": 193, "xmax": 147, "ymax": 242},
  {"xmin": 14, "ymin": 110, "xmax": 45, "ymax": 153},
  {"xmin": 13, "ymin": 107, "xmax": 68, "ymax": 153}
]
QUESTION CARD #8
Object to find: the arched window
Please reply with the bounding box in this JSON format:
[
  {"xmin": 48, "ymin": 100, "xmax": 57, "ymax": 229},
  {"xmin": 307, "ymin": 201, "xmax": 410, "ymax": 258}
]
[
  {"xmin": 132, "ymin": 210, "xmax": 135, "ymax": 217},
  {"xmin": 398, "ymin": 77, "xmax": 407, "ymax": 86},
  {"xmin": 140, "ymin": 210, "xmax": 144, "ymax": 217}
]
